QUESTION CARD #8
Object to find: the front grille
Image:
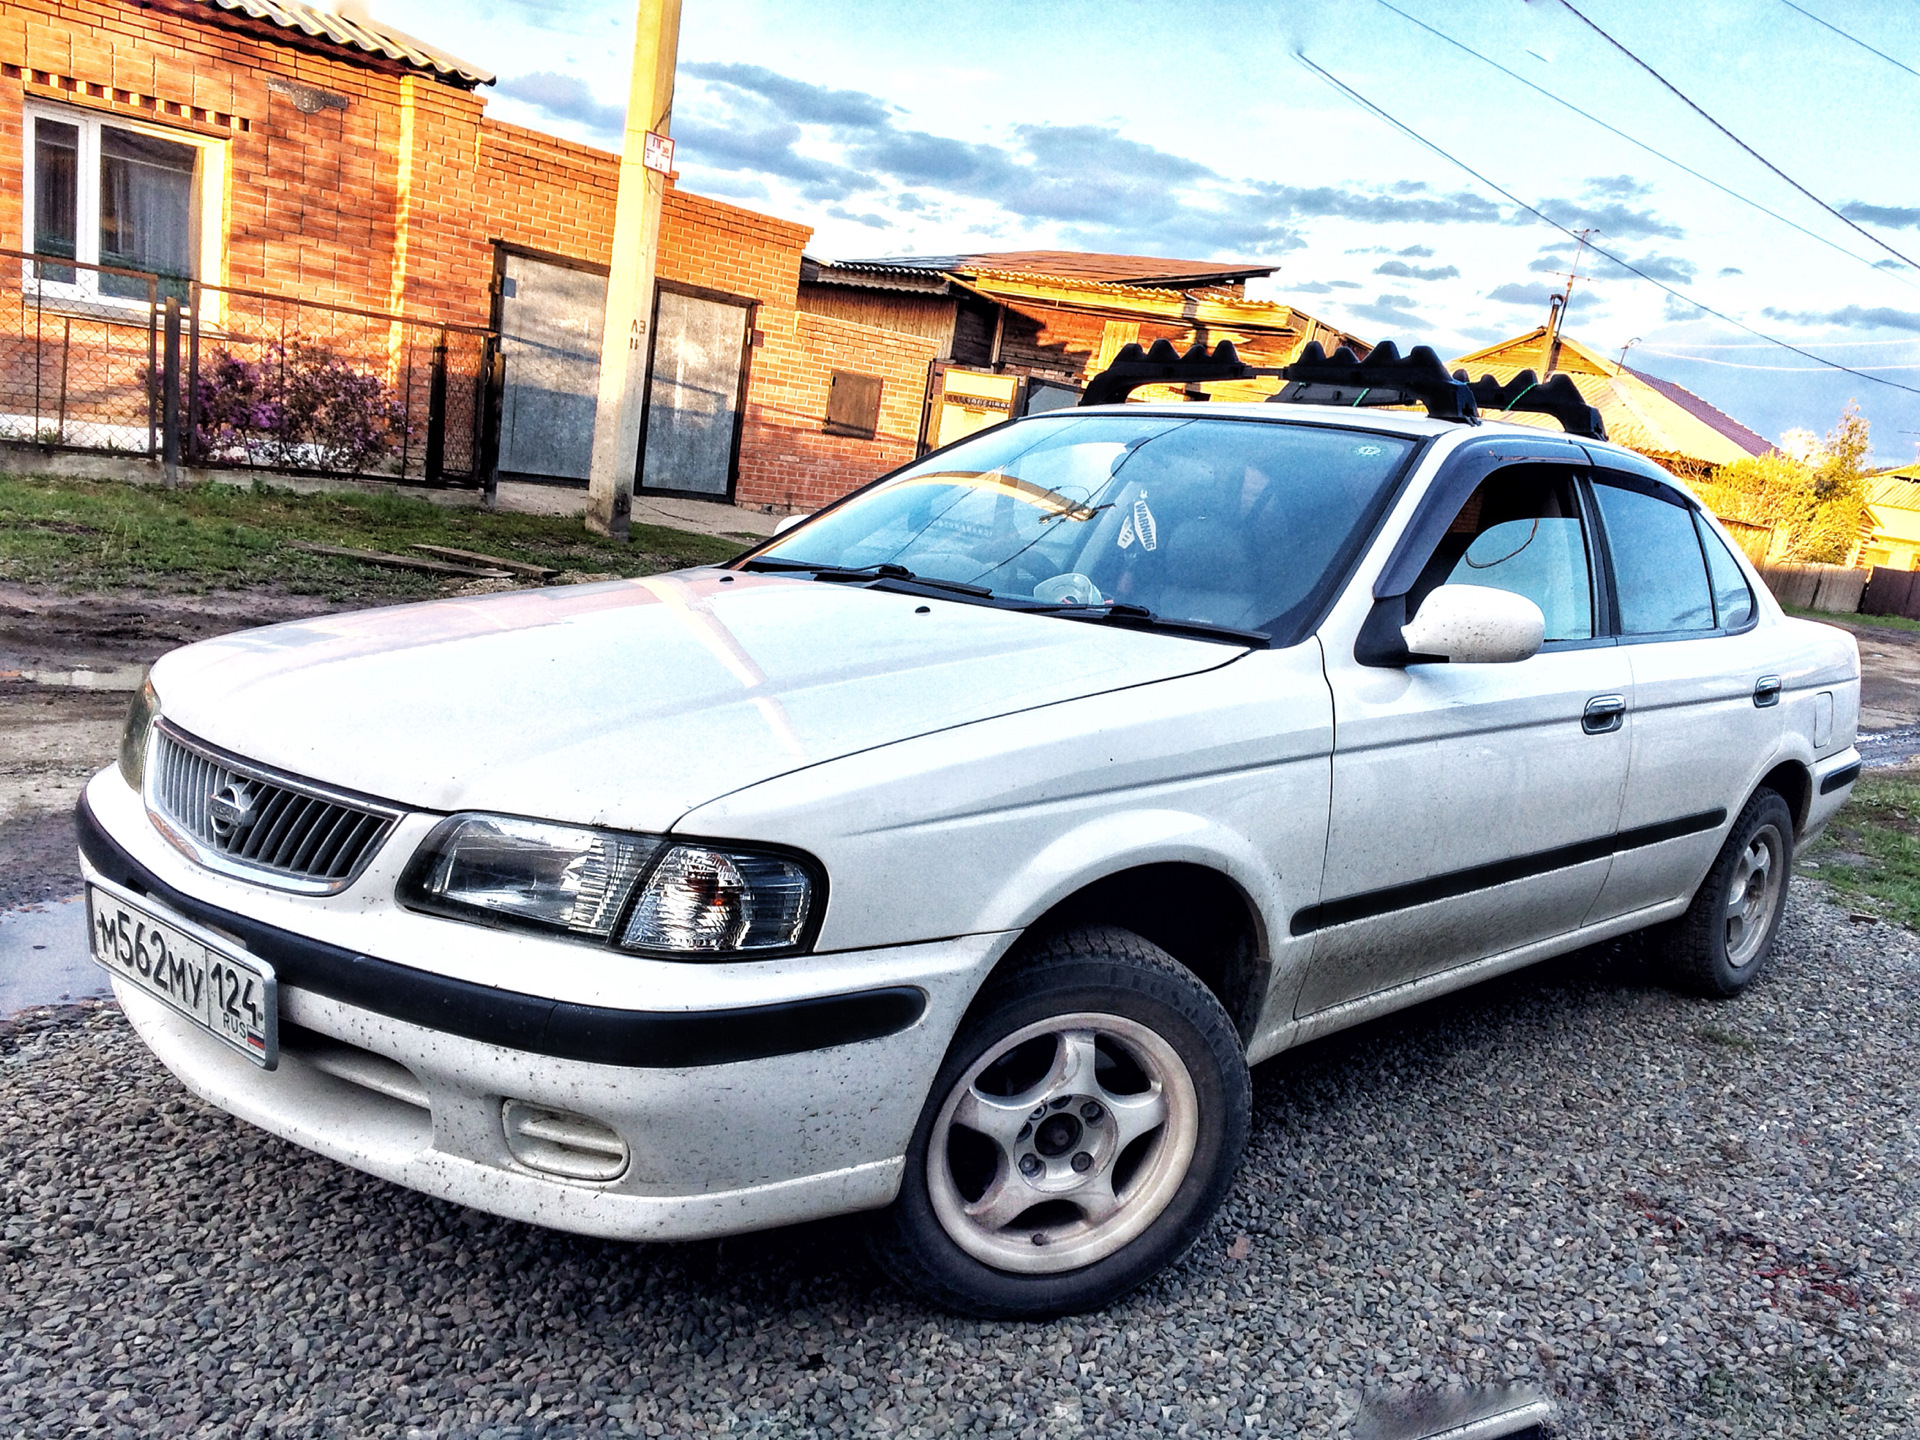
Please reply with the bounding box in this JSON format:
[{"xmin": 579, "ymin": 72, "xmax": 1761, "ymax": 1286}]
[{"xmin": 149, "ymin": 725, "xmax": 399, "ymax": 892}]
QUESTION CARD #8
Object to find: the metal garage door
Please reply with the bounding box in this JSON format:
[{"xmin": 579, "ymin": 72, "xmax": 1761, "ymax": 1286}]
[
  {"xmin": 639, "ymin": 288, "xmax": 750, "ymax": 498},
  {"xmin": 496, "ymin": 252, "xmax": 608, "ymax": 482}
]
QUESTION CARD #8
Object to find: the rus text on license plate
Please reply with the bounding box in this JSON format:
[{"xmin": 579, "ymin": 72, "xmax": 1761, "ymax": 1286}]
[{"xmin": 87, "ymin": 883, "xmax": 278, "ymax": 1068}]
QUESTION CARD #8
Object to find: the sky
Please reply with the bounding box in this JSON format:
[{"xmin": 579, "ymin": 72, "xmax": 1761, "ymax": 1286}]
[{"xmin": 373, "ymin": 0, "xmax": 1920, "ymax": 461}]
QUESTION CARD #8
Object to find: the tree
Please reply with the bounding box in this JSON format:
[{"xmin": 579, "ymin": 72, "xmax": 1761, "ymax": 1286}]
[{"xmin": 1696, "ymin": 402, "xmax": 1872, "ymax": 564}]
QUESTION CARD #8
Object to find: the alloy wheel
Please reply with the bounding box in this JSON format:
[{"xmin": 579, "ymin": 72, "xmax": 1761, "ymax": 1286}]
[
  {"xmin": 925, "ymin": 1012, "xmax": 1199, "ymax": 1275},
  {"xmin": 1724, "ymin": 821, "xmax": 1785, "ymax": 969}
]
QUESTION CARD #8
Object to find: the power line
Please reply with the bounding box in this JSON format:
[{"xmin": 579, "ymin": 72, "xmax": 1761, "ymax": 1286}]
[
  {"xmin": 1370, "ymin": 0, "xmax": 1913, "ymax": 291},
  {"xmin": 1558, "ymin": 0, "xmax": 1920, "ymax": 271},
  {"xmin": 1290, "ymin": 51, "xmax": 1920, "ymax": 399},
  {"xmin": 1638, "ymin": 347, "xmax": 1920, "ymax": 371},
  {"xmin": 1780, "ymin": 0, "xmax": 1920, "ymax": 80},
  {"xmin": 1647, "ymin": 335, "xmax": 1920, "ymax": 350}
]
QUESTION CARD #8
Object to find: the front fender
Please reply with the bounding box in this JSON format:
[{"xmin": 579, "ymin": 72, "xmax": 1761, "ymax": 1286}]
[
  {"xmin": 675, "ymin": 643, "xmax": 1336, "ymax": 964},
  {"xmin": 977, "ymin": 806, "xmax": 1284, "ymax": 949}
]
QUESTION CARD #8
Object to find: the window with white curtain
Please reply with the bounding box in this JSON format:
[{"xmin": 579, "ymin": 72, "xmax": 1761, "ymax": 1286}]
[{"xmin": 23, "ymin": 103, "xmax": 225, "ymax": 307}]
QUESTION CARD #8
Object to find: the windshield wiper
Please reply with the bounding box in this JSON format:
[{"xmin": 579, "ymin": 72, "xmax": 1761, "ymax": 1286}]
[
  {"xmin": 738, "ymin": 556, "xmax": 994, "ymax": 599},
  {"xmin": 1023, "ymin": 601, "xmax": 1270, "ymax": 648}
]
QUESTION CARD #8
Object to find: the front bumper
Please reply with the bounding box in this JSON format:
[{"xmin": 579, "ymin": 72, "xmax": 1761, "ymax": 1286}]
[{"xmin": 80, "ymin": 773, "xmax": 1007, "ymax": 1242}]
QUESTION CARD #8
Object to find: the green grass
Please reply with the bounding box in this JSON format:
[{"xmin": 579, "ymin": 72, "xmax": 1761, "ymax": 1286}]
[
  {"xmin": 1695, "ymin": 1023, "xmax": 1759, "ymax": 1052},
  {"xmin": 1801, "ymin": 771, "xmax": 1920, "ymax": 928},
  {"xmin": 0, "ymin": 475, "xmax": 743, "ymax": 599},
  {"xmin": 1781, "ymin": 602, "xmax": 1920, "ymax": 633}
]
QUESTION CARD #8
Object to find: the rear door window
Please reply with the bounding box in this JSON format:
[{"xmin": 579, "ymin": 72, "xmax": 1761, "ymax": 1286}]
[
  {"xmin": 1592, "ymin": 478, "xmax": 1714, "ymax": 635},
  {"xmin": 1696, "ymin": 516, "xmax": 1757, "ymax": 630}
]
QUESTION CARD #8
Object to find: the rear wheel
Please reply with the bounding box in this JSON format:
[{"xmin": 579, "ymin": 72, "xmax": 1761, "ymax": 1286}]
[
  {"xmin": 870, "ymin": 926, "xmax": 1249, "ymax": 1318},
  {"xmin": 1658, "ymin": 788, "xmax": 1793, "ymax": 997}
]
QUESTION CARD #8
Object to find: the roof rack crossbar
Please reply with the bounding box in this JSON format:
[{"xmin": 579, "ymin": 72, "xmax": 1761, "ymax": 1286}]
[
  {"xmin": 1079, "ymin": 340, "xmax": 1257, "ymax": 407},
  {"xmin": 1078, "ymin": 338, "xmax": 1610, "ymax": 440},
  {"xmin": 1268, "ymin": 341, "xmax": 1480, "ymax": 423},
  {"xmin": 1457, "ymin": 369, "xmax": 1608, "ymax": 442}
]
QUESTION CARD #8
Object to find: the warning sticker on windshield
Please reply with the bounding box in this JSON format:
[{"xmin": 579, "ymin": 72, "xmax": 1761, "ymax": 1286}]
[{"xmin": 1130, "ymin": 497, "xmax": 1158, "ymax": 551}]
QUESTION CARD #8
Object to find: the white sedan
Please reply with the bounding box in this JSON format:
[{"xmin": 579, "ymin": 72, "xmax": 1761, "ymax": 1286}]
[{"xmin": 81, "ymin": 382, "xmax": 1859, "ymax": 1317}]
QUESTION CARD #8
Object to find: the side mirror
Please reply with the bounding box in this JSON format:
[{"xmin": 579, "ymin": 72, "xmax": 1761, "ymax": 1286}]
[
  {"xmin": 1401, "ymin": 584, "xmax": 1545, "ymax": 664},
  {"xmin": 773, "ymin": 513, "xmax": 809, "ymax": 536}
]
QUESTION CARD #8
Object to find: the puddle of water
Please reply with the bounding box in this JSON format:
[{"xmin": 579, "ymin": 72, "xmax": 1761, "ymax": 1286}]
[
  {"xmin": 0, "ymin": 663, "xmax": 148, "ymax": 691},
  {"xmin": 1859, "ymin": 725, "xmax": 1920, "ymax": 768}
]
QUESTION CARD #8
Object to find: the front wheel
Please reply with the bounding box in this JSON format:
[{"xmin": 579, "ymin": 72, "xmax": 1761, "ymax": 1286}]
[
  {"xmin": 1658, "ymin": 787, "xmax": 1794, "ymax": 997},
  {"xmin": 870, "ymin": 926, "xmax": 1250, "ymax": 1318}
]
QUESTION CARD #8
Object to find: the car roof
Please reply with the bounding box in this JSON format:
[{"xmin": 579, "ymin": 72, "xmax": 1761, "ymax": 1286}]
[{"xmin": 1059, "ymin": 401, "xmax": 1635, "ymax": 458}]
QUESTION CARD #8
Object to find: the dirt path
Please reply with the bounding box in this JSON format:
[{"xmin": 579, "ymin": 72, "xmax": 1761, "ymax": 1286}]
[
  {"xmin": 0, "ymin": 580, "xmax": 361, "ymax": 679},
  {"xmin": 0, "ymin": 584, "xmax": 390, "ymax": 917}
]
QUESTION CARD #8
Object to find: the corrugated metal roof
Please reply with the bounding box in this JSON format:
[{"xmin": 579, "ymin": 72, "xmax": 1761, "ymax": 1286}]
[
  {"xmin": 1620, "ymin": 364, "xmax": 1770, "ymax": 457},
  {"xmin": 843, "ymin": 251, "xmax": 1277, "ymax": 288},
  {"xmin": 192, "ymin": 0, "xmax": 493, "ymax": 86},
  {"xmin": 799, "ymin": 257, "xmax": 959, "ymax": 294},
  {"xmin": 1868, "ymin": 475, "xmax": 1920, "ymax": 508}
]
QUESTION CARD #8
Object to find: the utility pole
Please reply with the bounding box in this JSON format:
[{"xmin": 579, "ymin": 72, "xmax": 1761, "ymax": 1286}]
[
  {"xmin": 1538, "ymin": 227, "xmax": 1594, "ymax": 376},
  {"xmin": 586, "ymin": 0, "xmax": 683, "ymax": 538}
]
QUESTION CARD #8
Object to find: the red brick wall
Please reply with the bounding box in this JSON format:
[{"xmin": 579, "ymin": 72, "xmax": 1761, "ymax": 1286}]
[
  {"xmin": 0, "ymin": 0, "xmax": 921, "ymax": 507},
  {"xmin": 738, "ymin": 312, "xmax": 936, "ymax": 511},
  {"xmin": 474, "ymin": 119, "xmax": 617, "ymax": 272}
]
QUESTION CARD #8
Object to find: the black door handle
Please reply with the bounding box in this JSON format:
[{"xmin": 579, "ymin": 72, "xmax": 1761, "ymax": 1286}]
[
  {"xmin": 1754, "ymin": 675, "xmax": 1781, "ymax": 708},
  {"xmin": 1583, "ymin": 695, "xmax": 1626, "ymax": 734}
]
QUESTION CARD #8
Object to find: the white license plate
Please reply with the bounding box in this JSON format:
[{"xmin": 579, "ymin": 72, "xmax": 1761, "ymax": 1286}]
[{"xmin": 88, "ymin": 881, "xmax": 278, "ymax": 1068}]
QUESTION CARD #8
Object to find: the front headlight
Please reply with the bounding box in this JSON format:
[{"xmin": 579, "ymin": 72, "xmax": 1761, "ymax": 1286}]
[
  {"xmin": 399, "ymin": 813, "xmax": 819, "ymax": 957},
  {"xmin": 118, "ymin": 675, "xmax": 159, "ymax": 792}
]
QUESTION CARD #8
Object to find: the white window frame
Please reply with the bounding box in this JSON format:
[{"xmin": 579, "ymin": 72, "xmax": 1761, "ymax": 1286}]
[{"xmin": 21, "ymin": 101, "xmax": 228, "ymax": 317}]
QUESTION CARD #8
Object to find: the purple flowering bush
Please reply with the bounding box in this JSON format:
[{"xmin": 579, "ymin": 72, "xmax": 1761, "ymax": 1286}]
[{"xmin": 192, "ymin": 341, "xmax": 410, "ymax": 474}]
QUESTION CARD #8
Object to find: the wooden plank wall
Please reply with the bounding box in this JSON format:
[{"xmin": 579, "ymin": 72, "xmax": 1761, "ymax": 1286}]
[
  {"xmin": 1757, "ymin": 562, "xmax": 1867, "ymax": 615},
  {"xmin": 1861, "ymin": 567, "xmax": 1920, "ymax": 621}
]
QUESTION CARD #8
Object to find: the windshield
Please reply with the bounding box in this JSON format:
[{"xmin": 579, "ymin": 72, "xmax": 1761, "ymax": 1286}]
[{"xmin": 749, "ymin": 414, "xmax": 1422, "ymax": 645}]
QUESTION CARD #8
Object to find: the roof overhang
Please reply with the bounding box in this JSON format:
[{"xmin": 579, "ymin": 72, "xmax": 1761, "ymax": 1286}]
[
  {"xmin": 799, "ymin": 257, "xmax": 960, "ymax": 297},
  {"xmin": 179, "ymin": 0, "xmax": 494, "ymax": 88}
]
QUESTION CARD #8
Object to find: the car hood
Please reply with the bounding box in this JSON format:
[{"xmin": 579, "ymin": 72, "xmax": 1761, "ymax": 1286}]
[{"xmin": 151, "ymin": 570, "xmax": 1244, "ymax": 832}]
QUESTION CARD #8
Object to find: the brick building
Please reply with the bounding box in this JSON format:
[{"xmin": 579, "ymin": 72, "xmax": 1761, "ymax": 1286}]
[{"xmin": 0, "ymin": 0, "xmax": 938, "ymax": 509}]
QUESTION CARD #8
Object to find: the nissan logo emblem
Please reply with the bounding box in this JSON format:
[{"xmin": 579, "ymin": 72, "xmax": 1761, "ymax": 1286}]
[{"xmin": 208, "ymin": 781, "xmax": 259, "ymax": 842}]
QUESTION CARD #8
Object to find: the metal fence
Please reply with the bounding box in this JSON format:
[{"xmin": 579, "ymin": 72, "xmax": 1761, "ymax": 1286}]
[
  {"xmin": 1, "ymin": 246, "xmax": 497, "ymax": 487},
  {"xmin": 0, "ymin": 250, "xmax": 159, "ymax": 454}
]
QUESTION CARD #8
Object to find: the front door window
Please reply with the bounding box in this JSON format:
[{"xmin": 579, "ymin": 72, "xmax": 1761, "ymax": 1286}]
[{"xmin": 1412, "ymin": 467, "xmax": 1594, "ymax": 641}]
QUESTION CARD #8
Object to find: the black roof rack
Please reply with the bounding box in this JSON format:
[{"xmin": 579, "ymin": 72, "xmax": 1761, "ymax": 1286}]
[{"xmin": 1079, "ymin": 338, "xmax": 1607, "ymax": 441}]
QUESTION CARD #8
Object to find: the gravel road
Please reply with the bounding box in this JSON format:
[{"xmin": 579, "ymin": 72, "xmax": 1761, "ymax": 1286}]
[{"xmin": 3, "ymin": 883, "xmax": 1915, "ymax": 1439}]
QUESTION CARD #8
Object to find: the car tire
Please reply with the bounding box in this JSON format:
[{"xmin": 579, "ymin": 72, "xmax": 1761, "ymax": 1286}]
[
  {"xmin": 869, "ymin": 925, "xmax": 1250, "ymax": 1319},
  {"xmin": 1658, "ymin": 787, "xmax": 1795, "ymax": 998}
]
